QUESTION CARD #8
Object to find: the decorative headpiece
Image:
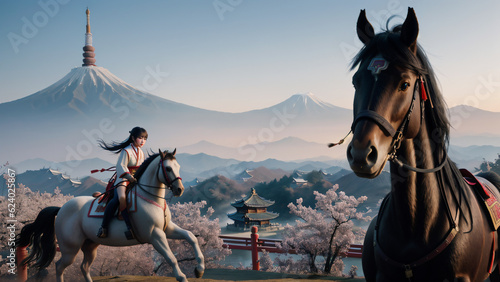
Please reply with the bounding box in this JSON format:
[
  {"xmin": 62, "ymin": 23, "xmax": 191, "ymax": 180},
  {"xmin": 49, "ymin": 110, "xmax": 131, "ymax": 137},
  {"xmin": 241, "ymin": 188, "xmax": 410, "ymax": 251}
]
[{"xmin": 368, "ymin": 57, "xmax": 389, "ymax": 75}]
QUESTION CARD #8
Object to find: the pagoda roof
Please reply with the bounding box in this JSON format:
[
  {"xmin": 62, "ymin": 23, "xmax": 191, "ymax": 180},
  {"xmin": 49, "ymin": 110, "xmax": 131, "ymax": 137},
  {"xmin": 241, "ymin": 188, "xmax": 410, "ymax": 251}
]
[
  {"xmin": 231, "ymin": 188, "xmax": 275, "ymax": 208},
  {"xmin": 49, "ymin": 168, "xmax": 62, "ymax": 175},
  {"xmin": 228, "ymin": 211, "xmax": 279, "ymax": 222}
]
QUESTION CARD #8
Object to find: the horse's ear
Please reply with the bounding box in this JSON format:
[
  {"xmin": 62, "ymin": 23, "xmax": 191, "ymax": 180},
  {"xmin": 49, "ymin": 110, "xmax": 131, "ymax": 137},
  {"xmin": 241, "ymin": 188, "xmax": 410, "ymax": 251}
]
[
  {"xmin": 400, "ymin": 7, "xmax": 419, "ymax": 54},
  {"xmin": 159, "ymin": 149, "xmax": 165, "ymax": 160},
  {"xmin": 172, "ymin": 148, "xmax": 176, "ymax": 156},
  {"xmin": 357, "ymin": 9, "xmax": 374, "ymax": 45}
]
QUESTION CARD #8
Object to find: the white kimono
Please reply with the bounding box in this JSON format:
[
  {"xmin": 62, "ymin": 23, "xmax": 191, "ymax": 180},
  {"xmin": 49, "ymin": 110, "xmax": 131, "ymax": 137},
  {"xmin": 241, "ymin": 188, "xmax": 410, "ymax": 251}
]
[{"xmin": 116, "ymin": 144, "xmax": 145, "ymax": 180}]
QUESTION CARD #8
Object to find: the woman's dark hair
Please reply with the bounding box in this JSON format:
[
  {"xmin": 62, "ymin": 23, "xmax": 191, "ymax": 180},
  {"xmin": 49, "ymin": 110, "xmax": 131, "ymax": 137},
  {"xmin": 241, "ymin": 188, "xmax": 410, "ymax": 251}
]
[{"xmin": 98, "ymin": 127, "xmax": 148, "ymax": 154}]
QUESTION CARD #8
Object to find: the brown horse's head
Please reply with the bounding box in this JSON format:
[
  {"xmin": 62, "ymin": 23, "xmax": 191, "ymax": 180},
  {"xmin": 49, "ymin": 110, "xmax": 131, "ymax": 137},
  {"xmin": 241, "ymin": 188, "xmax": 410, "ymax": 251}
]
[{"xmin": 347, "ymin": 8, "xmax": 427, "ymax": 178}]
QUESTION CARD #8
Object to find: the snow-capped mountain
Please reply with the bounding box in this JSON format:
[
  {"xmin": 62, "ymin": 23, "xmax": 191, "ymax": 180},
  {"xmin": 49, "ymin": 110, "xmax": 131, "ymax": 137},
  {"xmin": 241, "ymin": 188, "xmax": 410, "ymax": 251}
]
[
  {"xmin": 241, "ymin": 92, "xmax": 351, "ymax": 122},
  {"xmin": 0, "ymin": 66, "xmax": 227, "ymax": 163},
  {"xmin": 1, "ymin": 64, "xmax": 499, "ymax": 168},
  {"xmin": 270, "ymin": 92, "xmax": 343, "ymax": 113},
  {"xmin": 1, "ymin": 66, "xmax": 216, "ymax": 120},
  {"xmin": 0, "ymin": 65, "xmax": 351, "ymax": 165}
]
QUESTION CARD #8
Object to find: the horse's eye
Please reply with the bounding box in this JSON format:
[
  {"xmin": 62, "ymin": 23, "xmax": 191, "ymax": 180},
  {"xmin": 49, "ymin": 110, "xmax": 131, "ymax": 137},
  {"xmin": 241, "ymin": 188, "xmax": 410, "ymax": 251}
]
[
  {"xmin": 166, "ymin": 167, "xmax": 172, "ymax": 172},
  {"xmin": 399, "ymin": 82, "xmax": 410, "ymax": 91}
]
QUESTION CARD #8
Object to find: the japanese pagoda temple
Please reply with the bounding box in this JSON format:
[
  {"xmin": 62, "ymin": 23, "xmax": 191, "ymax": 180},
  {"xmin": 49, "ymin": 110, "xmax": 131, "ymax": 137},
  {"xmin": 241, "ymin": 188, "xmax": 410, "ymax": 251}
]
[{"xmin": 227, "ymin": 188, "xmax": 279, "ymax": 231}]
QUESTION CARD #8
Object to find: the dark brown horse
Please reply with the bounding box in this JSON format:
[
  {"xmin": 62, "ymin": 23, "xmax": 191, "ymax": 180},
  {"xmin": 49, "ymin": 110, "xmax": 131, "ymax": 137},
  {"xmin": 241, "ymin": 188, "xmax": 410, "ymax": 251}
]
[{"xmin": 347, "ymin": 8, "xmax": 500, "ymax": 282}]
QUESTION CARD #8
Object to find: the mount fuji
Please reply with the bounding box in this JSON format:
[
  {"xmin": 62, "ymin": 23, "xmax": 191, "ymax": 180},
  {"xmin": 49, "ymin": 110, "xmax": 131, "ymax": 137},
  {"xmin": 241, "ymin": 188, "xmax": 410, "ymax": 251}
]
[{"xmin": 1, "ymin": 66, "xmax": 218, "ymax": 120}]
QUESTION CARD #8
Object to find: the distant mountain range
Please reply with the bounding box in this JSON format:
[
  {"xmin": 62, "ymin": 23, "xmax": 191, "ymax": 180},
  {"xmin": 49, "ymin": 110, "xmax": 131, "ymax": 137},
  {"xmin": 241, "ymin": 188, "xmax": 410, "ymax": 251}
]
[
  {"xmin": 11, "ymin": 157, "xmax": 116, "ymax": 181},
  {"xmin": 10, "ymin": 152, "xmax": 346, "ymax": 183},
  {"xmin": 7, "ymin": 146, "xmax": 495, "ymax": 224},
  {"xmin": 1, "ymin": 65, "xmax": 499, "ymax": 166},
  {"xmin": 0, "ymin": 167, "xmax": 106, "ymax": 198},
  {"xmin": 179, "ymin": 136, "xmax": 344, "ymax": 162},
  {"xmin": 10, "ymin": 141, "xmax": 499, "ymax": 186},
  {"xmin": 448, "ymin": 106, "xmax": 500, "ymax": 146}
]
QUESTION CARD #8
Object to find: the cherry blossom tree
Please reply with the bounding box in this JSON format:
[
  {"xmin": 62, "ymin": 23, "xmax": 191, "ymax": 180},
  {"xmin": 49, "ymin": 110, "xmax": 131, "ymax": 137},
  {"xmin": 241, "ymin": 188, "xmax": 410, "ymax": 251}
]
[
  {"xmin": 0, "ymin": 181, "xmax": 73, "ymax": 251},
  {"xmin": 279, "ymin": 184, "xmax": 370, "ymax": 275},
  {"xmin": 348, "ymin": 265, "xmax": 358, "ymax": 278},
  {"xmin": 274, "ymin": 255, "xmax": 310, "ymax": 274},
  {"xmin": 259, "ymin": 250, "xmax": 275, "ymax": 272}
]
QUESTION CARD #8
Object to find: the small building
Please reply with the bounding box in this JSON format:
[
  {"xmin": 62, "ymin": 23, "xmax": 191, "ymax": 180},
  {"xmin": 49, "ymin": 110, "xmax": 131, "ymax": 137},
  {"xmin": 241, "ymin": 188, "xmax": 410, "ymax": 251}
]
[
  {"xmin": 292, "ymin": 177, "xmax": 308, "ymax": 188},
  {"xmin": 227, "ymin": 188, "xmax": 280, "ymax": 231}
]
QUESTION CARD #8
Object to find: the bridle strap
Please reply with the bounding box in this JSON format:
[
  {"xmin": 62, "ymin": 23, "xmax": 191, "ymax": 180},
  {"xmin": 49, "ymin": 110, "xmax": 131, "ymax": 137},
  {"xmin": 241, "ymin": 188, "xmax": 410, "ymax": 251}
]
[
  {"xmin": 137, "ymin": 182, "xmax": 168, "ymax": 200},
  {"xmin": 159, "ymin": 157, "xmax": 182, "ymax": 188},
  {"xmin": 351, "ymin": 77, "xmax": 418, "ymax": 142},
  {"xmin": 389, "ymin": 76, "xmax": 449, "ymax": 174},
  {"xmin": 389, "ymin": 79, "xmax": 418, "ymax": 151},
  {"xmin": 134, "ymin": 162, "xmax": 171, "ymax": 201},
  {"xmin": 351, "ymin": 76, "xmax": 447, "ymax": 174},
  {"xmin": 352, "ymin": 110, "xmax": 397, "ymax": 137},
  {"xmin": 134, "ymin": 157, "xmax": 182, "ymax": 201},
  {"xmin": 392, "ymin": 151, "xmax": 448, "ymax": 174}
]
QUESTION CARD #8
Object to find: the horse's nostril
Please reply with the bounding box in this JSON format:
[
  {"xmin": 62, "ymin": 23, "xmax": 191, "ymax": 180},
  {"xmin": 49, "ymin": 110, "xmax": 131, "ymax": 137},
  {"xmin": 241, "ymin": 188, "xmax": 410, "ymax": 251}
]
[
  {"xmin": 347, "ymin": 145, "xmax": 353, "ymax": 160},
  {"xmin": 367, "ymin": 146, "xmax": 378, "ymax": 164}
]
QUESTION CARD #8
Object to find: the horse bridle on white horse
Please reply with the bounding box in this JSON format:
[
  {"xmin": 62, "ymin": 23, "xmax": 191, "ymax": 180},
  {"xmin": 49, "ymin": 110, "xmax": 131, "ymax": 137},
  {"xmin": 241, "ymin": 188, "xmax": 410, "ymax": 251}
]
[
  {"xmin": 135, "ymin": 154, "xmax": 182, "ymax": 200},
  {"xmin": 159, "ymin": 156, "xmax": 182, "ymax": 188}
]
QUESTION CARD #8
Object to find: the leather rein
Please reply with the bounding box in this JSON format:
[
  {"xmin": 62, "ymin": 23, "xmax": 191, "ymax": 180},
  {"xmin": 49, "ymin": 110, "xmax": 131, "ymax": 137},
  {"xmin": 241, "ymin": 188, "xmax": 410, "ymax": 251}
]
[{"xmin": 135, "ymin": 156, "xmax": 182, "ymax": 201}]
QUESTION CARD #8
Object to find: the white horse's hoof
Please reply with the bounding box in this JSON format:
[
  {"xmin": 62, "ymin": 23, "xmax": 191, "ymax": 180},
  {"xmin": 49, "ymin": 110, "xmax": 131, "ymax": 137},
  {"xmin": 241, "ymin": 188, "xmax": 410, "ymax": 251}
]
[
  {"xmin": 195, "ymin": 267, "xmax": 204, "ymax": 278},
  {"xmin": 176, "ymin": 276, "xmax": 188, "ymax": 282}
]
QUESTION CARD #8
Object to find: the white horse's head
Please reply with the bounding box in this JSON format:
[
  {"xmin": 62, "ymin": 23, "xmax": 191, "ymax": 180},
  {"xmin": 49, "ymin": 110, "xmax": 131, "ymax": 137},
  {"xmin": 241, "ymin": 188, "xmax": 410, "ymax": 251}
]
[{"xmin": 159, "ymin": 149, "xmax": 184, "ymax": 197}]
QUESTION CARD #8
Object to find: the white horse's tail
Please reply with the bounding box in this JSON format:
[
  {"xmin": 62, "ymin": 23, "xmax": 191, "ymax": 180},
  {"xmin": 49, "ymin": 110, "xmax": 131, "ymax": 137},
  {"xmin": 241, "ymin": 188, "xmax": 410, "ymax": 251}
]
[{"xmin": 17, "ymin": 206, "xmax": 60, "ymax": 270}]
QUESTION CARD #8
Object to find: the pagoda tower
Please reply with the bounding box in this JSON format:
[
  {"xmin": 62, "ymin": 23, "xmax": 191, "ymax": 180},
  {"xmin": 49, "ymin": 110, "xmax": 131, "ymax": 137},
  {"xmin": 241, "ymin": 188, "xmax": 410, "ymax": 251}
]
[
  {"xmin": 227, "ymin": 188, "xmax": 279, "ymax": 231},
  {"xmin": 82, "ymin": 8, "xmax": 96, "ymax": 66}
]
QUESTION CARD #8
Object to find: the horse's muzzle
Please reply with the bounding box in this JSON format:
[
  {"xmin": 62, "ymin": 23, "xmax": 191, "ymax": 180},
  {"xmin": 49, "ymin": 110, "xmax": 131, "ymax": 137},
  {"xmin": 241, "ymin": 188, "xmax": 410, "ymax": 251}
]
[
  {"xmin": 173, "ymin": 181, "xmax": 184, "ymax": 197},
  {"xmin": 347, "ymin": 144, "xmax": 378, "ymax": 177}
]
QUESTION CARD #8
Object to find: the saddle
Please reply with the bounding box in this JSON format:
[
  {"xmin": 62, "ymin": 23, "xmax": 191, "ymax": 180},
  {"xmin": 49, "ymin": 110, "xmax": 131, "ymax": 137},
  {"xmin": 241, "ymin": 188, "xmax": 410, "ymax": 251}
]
[
  {"xmin": 89, "ymin": 167, "xmax": 138, "ymax": 218},
  {"xmin": 461, "ymin": 169, "xmax": 500, "ymax": 230},
  {"xmin": 88, "ymin": 187, "xmax": 137, "ymax": 218}
]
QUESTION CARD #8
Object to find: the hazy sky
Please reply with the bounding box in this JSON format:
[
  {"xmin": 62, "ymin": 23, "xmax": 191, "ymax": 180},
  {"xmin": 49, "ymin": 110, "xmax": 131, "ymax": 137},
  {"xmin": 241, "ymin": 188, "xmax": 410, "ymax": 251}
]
[{"xmin": 1, "ymin": 0, "xmax": 499, "ymax": 113}]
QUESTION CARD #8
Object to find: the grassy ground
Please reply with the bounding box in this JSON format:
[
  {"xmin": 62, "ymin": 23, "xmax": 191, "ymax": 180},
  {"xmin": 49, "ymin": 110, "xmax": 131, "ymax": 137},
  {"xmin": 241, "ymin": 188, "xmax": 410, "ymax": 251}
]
[{"xmin": 93, "ymin": 269, "xmax": 365, "ymax": 281}]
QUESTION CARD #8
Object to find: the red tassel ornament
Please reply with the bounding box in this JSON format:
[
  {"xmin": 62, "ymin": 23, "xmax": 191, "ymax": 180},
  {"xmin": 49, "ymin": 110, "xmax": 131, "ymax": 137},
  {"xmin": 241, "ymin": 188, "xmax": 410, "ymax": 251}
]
[{"xmin": 420, "ymin": 77, "xmax": 428, "ymax": 101}]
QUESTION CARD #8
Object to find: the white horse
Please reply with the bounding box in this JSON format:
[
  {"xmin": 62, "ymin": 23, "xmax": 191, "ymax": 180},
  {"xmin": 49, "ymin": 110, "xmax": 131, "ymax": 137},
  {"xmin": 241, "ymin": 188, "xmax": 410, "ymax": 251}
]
[{"xmin": 17, "ymin": 149, "xmax": 204, "ymax": 282}]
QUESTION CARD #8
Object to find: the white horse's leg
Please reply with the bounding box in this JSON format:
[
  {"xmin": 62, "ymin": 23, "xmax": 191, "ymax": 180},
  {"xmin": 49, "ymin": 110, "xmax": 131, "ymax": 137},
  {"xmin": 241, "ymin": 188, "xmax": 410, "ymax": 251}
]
[
  {"xmin": 80, "ymin": 239, "xmax": 99, "ymax": 282},
  {"xmin": 165, "ymin": 222, "xmax": 205, "ymax": 278},
  {"xmin": 55, "ymin": 197, "xmax": 92, "ymax": 282},
  {"xmin": 151, "ymin": 227, "xmax": 187, "ymax": 282},
  {"xmin": 55, "ymin": 245, "xmax": 80, "ymax": 282}
]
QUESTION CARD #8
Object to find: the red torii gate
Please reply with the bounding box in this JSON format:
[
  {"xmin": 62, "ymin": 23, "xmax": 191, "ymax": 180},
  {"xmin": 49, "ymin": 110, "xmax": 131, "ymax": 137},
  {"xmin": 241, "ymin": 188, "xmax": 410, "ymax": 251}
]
[{"xmin": 220, "ymin": 226, "xmax": 363, "ymax": 271}]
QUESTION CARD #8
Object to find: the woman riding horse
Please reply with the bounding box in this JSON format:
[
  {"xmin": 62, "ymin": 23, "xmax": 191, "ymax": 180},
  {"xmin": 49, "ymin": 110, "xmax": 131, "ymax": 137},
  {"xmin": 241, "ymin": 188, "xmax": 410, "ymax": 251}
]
[
  {"xmin": 96, "ymin": 126, "xmax": 148, "ymax": 239},
  {"xmin": 17, "ymin": 148, "xmax": 204, "ymax": 282}
]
